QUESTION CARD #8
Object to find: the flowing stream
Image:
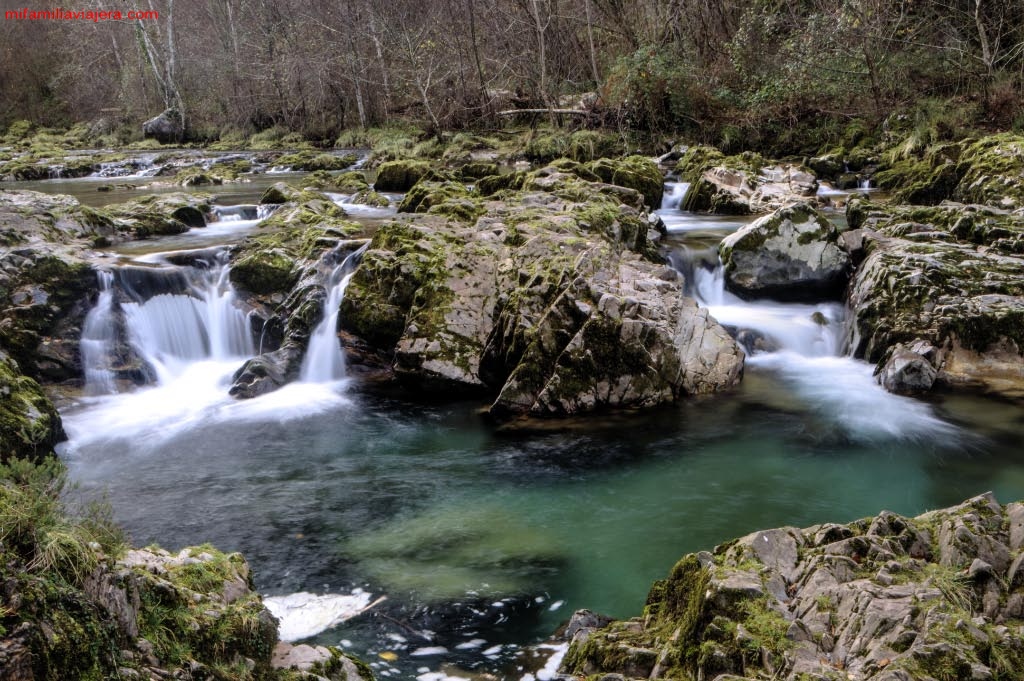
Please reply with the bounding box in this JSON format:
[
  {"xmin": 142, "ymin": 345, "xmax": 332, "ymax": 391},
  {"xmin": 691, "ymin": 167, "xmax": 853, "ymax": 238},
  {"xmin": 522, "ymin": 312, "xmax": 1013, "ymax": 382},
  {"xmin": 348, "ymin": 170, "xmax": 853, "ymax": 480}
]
[{"xmin": 53, "ymin": 185, "xmax": 1024, "ymax": 680}]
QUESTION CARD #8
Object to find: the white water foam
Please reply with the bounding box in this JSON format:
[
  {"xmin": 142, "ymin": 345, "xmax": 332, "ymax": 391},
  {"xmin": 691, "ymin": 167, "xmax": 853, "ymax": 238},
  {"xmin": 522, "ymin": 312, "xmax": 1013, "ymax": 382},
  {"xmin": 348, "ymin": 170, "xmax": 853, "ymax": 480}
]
[
  {"xmin": 264, "ymin": 590, "xmax": 373, "ymax": 642},
  {"xmin": 682, "ymin": 255, "xmax": 961, "ymax": 442}
]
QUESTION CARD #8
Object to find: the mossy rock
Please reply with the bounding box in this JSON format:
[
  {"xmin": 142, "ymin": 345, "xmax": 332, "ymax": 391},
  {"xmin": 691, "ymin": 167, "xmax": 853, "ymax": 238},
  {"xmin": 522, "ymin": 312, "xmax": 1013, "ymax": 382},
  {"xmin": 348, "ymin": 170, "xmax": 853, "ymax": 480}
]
[
  {"xmin": 350, "ymin": 189, "xmax": 390, "ymax": 208},
  {"xmin": 0, "ymin": 354, "xmax": 65, "ymax": 463},
  {"xmin": 275, "ymin": 150, "xmax": 358, "ymax": 171},
  {"xmin": 475, "ymin": 171, "xmax": 526, "ymax": 197},
  {"xmin": 587, "ymin": 155, "xmax": 664, "ymax": 209},
  {"xmin": 675, "ymin": 145, "xmax": 727, "ymax": 182},
  {"xmin": 299, "ymin": 169, "xmax": 369, "ymax": 193},
  {"xmin": 374, "ymin": 160, "xmax": 432, "ymax": 191},
  {"xmin": 397, "ymin": 180, "xmax": 472, "ymax": 215},
  {"xmin": 258, "ymin": 180, "xmax": 301, "ymax": 204},
  {"xmin": 953, "ymin": 133, "xmax": 1024, "ymax": 208},
  {"xmin": 230, "ymin": 249, "xmax": 297, "ymax": 294},
  {"xmin": 458, "ymin": 162, "xmax": 500, "ymax": 180}
]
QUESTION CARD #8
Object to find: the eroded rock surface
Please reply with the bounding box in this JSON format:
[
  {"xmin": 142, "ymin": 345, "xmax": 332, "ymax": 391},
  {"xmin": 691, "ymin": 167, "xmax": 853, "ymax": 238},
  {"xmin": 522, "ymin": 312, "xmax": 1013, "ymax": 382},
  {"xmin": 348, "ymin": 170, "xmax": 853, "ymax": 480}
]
[
  {"xmin": 340, "ymin": 169, "xmax": 743, "ymax": 419},
  {"xmin": 719, "ymin": 203, "xmax": 851, "ymax": 301},
  {"xmin": 844, "ymin": 200, "xmax": 1024, "ymax": 400},
  {"xmin": 562, "ymin": 493, "xmax": 1024, "ymax": 681}
]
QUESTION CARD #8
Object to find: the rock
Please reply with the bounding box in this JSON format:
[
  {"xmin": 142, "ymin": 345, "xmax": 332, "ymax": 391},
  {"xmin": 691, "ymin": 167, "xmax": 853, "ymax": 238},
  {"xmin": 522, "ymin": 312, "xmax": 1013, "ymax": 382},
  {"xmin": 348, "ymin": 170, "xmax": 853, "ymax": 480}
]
[
  {"xmin": 271, "ymin": 642, "xmax": 367, "ymax": 680},
  {"xmin": 679, "ymin": 146, "xmax": 819, "ymax": 215},
  {"xmin": 341, "ymin": 180, "xmax": 743, "ymax": 418},
  {"xmin": 719, "ymin": 202, "xmax": 851, "ymax": 300},
  {"xmin": 260, "ymin": 181, "xmax": 303, "ymax": 204},
  {"xmin": 374, "ymin": 159, "xmax": 431, "ymax": 191},
  {"xmin": 0, "ymin": 351, "xmax": 65, "ymax": 463},
  {"xmin": 141, "ymin": 108, "xmax": 183, "ymax": 143},
  {"xmin": 561, "ymin": 494, "xmax": 1024, "ymax": 681},
  {"xmin": 844, "ymin": 200, "xmax": 1024, "ymax": 399},
  {"xmin": 876, "ymin": 340, "xmax": 939, "ymax": 395},
  {"xmin": 587, "ymin": 156, "xmax": 664, "ymax": 209}
]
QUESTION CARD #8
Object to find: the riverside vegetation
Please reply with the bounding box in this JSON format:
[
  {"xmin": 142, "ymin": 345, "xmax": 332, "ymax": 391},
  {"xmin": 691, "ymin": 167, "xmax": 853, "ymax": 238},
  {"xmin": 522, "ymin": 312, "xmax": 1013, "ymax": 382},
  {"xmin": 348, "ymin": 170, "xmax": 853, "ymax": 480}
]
[{"xmin": 1, "ymin": 110, "xmax": 1024, "ymax": 680}]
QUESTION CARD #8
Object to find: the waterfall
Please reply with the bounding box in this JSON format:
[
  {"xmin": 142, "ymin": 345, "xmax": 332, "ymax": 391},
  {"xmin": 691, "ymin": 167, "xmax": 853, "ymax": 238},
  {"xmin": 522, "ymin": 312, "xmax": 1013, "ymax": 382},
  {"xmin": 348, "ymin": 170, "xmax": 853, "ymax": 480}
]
[
  {"xmin": 212, "ymin": 205, "xmax": 259, "ymax": 222},
  {"xmin": 81, "ymin": 270, "xmax": 118, "ymax": 395},
  {"xmin": 859, "ymin": 177, "xmax": 872, "ymax": 190},
  {"xmin": 673, "ymin": 247, "xmax": 957, "ymax": 441},
  {"xmin": 300, "ymin": 245, "xmax": 368, "ymax": 383},
  {"xmin": 80, "ymin": 253, "xmax": 255, "ymax": 389},
  {"xmin": 660, "ymin": 181, "xmax": 690, "ymax": 211},
  {"xmin": 121, "ymin": 255, "xmax": 254, "ymax": 382}
]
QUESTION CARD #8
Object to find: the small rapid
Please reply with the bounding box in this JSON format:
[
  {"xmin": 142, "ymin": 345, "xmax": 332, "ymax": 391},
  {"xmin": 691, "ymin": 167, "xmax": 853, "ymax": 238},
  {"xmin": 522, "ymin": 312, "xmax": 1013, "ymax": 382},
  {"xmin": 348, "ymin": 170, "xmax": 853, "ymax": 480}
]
[
  {"xmin": 672, "ymin": 242, "xmax": 961, "ymax": 443},
  {"xmin": 300, "ymin": 244, "xmax": 368, "ymax": 383}
]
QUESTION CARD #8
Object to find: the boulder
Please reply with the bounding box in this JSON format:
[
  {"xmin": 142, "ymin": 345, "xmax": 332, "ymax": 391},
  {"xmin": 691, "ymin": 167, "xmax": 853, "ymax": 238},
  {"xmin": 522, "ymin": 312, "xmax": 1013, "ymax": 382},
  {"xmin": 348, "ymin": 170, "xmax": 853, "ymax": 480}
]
[
  {"xmin": 562, "ymin": 493, "xmax": 1024, "ymax": 681},
  {"xmin": 678, "ymin": 147, "xmax": 818, "ymax": 214},
  {"xmin": 719, "ymin": 203, "xmax": 851, "ymax": 300},
  {"xmin": 876, "ymin": 340, "xmax": 939, "ymax": 395},
  {"xmin": 141, "ymin": 108, "xmax": 183, "ymax": 143},
  {"xmin": 0, "ymin": 351, "xmax": 65, "ymax": 463},
  {"xmin": 374, "ymin": 159, "xmax": 431, "ymax": 191},
  {"xmin": 341, "ymin": 180, "xmax": 743, "ymax": 418},
  {"xmin": 845, "ymin": 200, "xmax": 1024, "ymax": 399}
]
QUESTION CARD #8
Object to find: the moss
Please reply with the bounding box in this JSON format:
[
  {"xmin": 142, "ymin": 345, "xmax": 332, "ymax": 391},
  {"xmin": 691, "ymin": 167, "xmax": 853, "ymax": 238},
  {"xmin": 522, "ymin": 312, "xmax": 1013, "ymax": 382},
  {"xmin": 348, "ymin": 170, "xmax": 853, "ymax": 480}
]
[
  {"xmin": 587, "ymin": 155, "xmax": 663, "ymax": 209},
  {"xmin": 275, "ymin": 150, "xmax": 358, "ymax": 171},
  {"xmin": 459, "ymin": 161, "xmax": 499, "ymax": 180},
  {"xmin": 374, "ymin": 159, "xmax": 431, "ymax": 191},
  {"xmin": 231, "ymin": 249, "xmax": 297, "ymax": 294},
  {"xmin": 475, "ymin": 171, "xmax": 526, "ymax": 196},
  {"xmin": 397, "ymin": 180, "xmax": 473, "ymax": 215}
]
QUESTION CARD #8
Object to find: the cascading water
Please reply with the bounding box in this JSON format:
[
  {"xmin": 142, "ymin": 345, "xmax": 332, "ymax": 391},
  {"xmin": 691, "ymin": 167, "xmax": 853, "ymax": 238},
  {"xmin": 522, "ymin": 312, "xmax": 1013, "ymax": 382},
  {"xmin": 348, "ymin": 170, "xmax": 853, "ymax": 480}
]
[
  {"xmin": 80, "ymin": 270, "xmax": 118, "ymax": 395},
  {"xmin": 300, "ymin": 245, "xmax": 368, "ymax": 383},
  {"xmin": 119, "ymin": 254, "xmax": 254, "ymax": 383},
  {"xmin": 674, "ymin": 245, "xmax": 959, "ymax": 442},
  {"xmin": 660, "ymin": 181, "xmax": 690, "ymax": 211}
]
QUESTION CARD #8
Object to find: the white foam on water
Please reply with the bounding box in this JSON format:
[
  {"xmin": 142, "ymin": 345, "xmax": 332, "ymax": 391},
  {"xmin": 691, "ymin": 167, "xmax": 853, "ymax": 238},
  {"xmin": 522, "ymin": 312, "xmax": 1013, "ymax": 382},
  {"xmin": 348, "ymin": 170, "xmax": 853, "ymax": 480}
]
[{"xmin": 263, "ymin": 590, "xmax": 373, "ymax": 642}]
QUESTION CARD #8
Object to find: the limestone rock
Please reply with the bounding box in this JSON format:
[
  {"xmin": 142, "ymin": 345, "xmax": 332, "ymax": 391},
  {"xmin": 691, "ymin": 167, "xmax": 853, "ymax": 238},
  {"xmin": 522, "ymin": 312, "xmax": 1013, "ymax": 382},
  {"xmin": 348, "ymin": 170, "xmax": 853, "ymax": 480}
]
[
  {"xmin": 844, "ymin": 200, "xmax": 1024, "ymax": 400},
  {"xmin": 876, "ymin": 340, "xmax": 939, "ymax": 395},
  {"xmin": 562, "ymin": 493, "xmax": 1024, "ymax": 681},
  {"xmin": 679, "ymin": 146, "xmax": 819, "ymax": 215},
  {"xmin": 719, "ymin": 202, "xmax": 851, "ymax": 300},
  {"xmin": 341, "ymin": 179, "xmax": 743, "ymax": 419}
]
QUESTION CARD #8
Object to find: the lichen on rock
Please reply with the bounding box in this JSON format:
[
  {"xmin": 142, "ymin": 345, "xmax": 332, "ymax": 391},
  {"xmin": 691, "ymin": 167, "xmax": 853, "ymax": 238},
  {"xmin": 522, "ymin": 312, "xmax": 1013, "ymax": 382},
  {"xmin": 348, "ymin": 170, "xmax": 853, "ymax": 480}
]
[{"xmin": 561, "ymin": 492, "xmax": 1024, "ymax": 681}]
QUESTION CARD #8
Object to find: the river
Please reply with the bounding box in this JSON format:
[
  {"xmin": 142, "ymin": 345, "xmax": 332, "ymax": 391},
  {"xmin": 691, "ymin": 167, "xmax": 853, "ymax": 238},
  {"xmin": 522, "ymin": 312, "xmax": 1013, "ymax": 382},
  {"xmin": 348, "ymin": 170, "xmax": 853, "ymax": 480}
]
[{"xmin": 10, "ymin": 169, "xmax": 1021, "ymax": 680}]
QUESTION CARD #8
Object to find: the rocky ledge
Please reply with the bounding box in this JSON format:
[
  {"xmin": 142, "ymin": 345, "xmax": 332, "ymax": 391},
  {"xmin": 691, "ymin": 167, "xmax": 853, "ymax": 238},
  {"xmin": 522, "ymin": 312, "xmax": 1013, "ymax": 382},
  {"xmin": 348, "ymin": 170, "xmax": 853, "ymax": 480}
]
[
  {"xmin": 561, "ymin": 492, "xmax": 1024, "ymax": 681},
  {"xmin": 844, "ymin": 200, "xmax": 1024, "ymax": 400}
]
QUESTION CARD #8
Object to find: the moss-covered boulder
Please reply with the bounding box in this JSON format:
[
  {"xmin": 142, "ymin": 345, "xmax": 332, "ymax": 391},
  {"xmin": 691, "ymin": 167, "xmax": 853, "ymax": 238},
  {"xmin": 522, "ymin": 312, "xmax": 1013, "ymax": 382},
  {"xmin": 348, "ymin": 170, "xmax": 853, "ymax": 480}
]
[
  {"xmin": 562, "ymin": 492, "xmax": 1024, "ymax": 681},
  {"xmin": 719, "ymin": 202, "xmax": 851, "ymax": 301},
  {"xmin": 341, "ymin": 184, "xmax": 743, "ymax": 417},
  {"xmin": 373, "ymin": 160, "xmax": 431, "ymax": 192},
  {"xmin": 587, "ymin": 155, "xmax": 664, "ymax": 209},
  {"xmin": 104, "ymin": 192, "xmax": 212, "ymax": 238},
  {"xmin": 845, "ymin": 200, "xmax": 1024, "ymax": 399},
  {"xmin": 873, "ymin": 133, "xmax": 1024, "ymax": 209},
  {"xmin": 396, "ymin": 180, "xmax": 482, "ymax": 222},
  {"xmin": 0, "ymin": 353, "xmax": 64, "ymax": 463},
  {"xmin": 679, "ymin": 148, "xmax": 818, "ymax": 215},
  {"xmin": 274, "ymin": 150, "xmax": 358, "ymax": 172}
]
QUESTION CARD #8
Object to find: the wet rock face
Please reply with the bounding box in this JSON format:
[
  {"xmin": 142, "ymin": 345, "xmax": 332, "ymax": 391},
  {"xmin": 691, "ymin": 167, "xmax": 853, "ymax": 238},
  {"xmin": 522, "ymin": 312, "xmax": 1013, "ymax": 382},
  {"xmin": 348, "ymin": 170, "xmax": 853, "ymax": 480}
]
[
  {"xmin": 0, "ymin": 351, "xmax": 65, "ymax": 463},
  {"xmin": 562, "ymin": 493, "xmax": 1024, "ymax": 681},
  {"xmin": 844, "ymin": 200, "xmax": 1024, "ymax": 400},
  {"xmin": 719, "ymin": 203, "xmax": 851, "ymax": 301},
  {"xmin": 677, "ymin": 146, "xmax": 819, "ymax": 215},
  {"xmin": 340, "ymin": 175, "xmax": 743, "ymax": 419}
]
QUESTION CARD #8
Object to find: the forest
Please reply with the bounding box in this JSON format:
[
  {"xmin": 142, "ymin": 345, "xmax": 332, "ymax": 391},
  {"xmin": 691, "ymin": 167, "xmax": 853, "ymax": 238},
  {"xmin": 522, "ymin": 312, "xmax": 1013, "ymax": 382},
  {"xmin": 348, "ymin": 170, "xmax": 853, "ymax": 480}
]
[{"xmin": 2, "ymin": 0, "xmax": 1023, "ymax": 152}]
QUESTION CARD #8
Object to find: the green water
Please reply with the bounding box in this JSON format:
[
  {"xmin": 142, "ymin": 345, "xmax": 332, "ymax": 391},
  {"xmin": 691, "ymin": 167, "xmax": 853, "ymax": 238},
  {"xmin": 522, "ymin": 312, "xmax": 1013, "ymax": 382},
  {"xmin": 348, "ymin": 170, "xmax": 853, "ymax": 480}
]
[{"xmin": 60, "ymin": 369, "xmax": 1024, "ymax": 677}]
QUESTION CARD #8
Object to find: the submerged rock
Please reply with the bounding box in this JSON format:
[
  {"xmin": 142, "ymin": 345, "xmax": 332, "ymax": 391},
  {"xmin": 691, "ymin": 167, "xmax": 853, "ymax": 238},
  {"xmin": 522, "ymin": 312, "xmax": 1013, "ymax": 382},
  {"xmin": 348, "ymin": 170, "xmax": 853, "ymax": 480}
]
[
  {"xmin": 719, "ymin": 202, "xmax": 851, "ymax": 301},
  {"xmin": 562, "ymin": 493, "xmax": 1024, "ymax": 681},
  {"xmin": 845, "ymin": 200, "xmax": 1024, "ymax": 400}
]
